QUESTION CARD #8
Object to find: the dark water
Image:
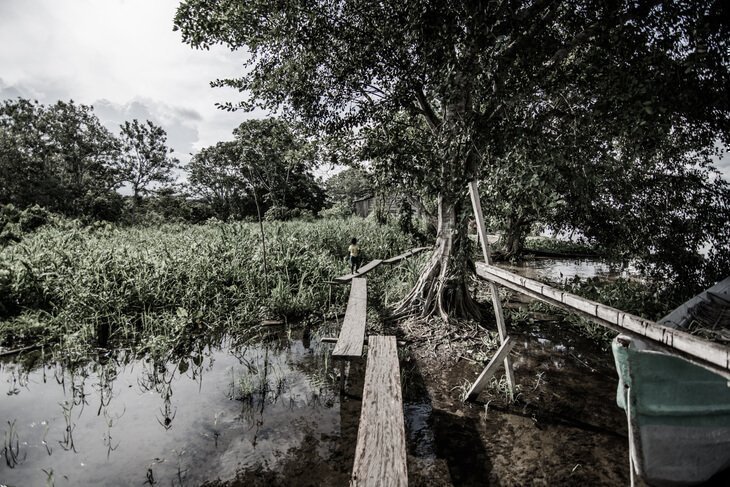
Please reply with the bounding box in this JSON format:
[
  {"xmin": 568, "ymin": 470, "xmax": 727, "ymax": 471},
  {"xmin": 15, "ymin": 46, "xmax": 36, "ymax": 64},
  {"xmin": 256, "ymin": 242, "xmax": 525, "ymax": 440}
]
[
  {"xmin": 0, "ymin": 333, "xmax": 342, "ymax": 486},
  {"xmin": 498, "ymin": 257, "xmax": 635, "ymax": 283}
]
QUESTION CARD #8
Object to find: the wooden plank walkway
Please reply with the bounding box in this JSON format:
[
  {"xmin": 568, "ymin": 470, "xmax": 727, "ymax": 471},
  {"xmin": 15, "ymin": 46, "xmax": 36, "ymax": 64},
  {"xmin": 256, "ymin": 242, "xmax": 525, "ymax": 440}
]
[
  {"xmin": 351, "ymin": 335, "xmax": 408, "ymax": 487},
  {"xmin": 475, "ymin": 262, "xmax": 730, "ymax": 378},
  {"xmin": 382, "ymin": 246, "xmax": 430, "ymax": 264},
  {"xmin": 334, "ymin": 247, "xmax": 430, "ymax": 283},
  {"xmin": 332, "ymin": 277, "xmax": 368, "ymax": 358},
  {"xmin": 334, "ymin": 259, "xmax": 383, "ymax": 283}
]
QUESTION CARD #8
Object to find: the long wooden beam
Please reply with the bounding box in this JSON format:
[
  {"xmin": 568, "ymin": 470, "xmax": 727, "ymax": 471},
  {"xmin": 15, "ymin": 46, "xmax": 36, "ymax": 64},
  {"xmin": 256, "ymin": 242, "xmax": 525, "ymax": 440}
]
[
  {"xmin": 475, "ymin": 262, "xmax": 730, "ymax": 379},
  {"xmin": 334, "ymin": 247, "xmax": 431, "ymax": 283},
  {"xmin": 382, "ymin": 246, "xmax": 430, "ymax": 264},
  {"xmin": 334, "ymin": 259, "xmax": 383, "ymax": 283}
]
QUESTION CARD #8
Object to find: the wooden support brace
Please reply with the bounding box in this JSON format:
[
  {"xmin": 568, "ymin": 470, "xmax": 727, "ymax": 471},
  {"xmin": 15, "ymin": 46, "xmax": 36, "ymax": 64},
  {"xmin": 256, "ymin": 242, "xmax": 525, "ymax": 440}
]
[
  {"xmin": 468, "ymin": 180, "xmax": 516, "ymax": 397},
  {"xmin": 466, "ymin": 336, "xmax": 516, "ymax": 402}
]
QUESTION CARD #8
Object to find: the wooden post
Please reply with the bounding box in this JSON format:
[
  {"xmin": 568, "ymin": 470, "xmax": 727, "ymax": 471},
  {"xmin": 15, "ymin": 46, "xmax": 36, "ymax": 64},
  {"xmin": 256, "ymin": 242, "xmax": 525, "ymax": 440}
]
[
  {"xmin": 465, "ymin": 337, "xmax": 515, "ymax": 401},
  {"xmin": 468, "ymin": 180, "xmax": 516, "ymax": 399}
]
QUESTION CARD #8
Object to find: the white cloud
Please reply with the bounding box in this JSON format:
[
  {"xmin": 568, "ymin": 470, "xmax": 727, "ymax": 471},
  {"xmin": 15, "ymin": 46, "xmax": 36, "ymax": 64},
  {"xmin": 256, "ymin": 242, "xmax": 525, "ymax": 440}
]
[
  {"xmin": 0, "ymin": 0, "xmax": 263, "ymax": 180},
  {"xmin": 714, "ymin": 151, "xmax": 730, "ymax": 182}
]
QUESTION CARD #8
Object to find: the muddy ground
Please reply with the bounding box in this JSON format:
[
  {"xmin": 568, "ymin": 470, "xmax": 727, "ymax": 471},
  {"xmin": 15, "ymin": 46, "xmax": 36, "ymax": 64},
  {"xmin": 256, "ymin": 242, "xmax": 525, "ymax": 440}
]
[{"xmin": 394, "ymin": 301, "xmax": 635, "ymax": 486}]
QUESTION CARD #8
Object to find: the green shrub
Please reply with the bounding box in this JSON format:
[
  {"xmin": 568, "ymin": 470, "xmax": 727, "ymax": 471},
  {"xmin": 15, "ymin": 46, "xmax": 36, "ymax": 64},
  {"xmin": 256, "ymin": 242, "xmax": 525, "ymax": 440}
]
[
  {"xmin": 0, "ymin": 218, "xmax": 418, "ymax": 356},
  {"xmin": 264, "ymin": 205, "xmax": 290, "ymax": 221},
  {"xmin": 320, "ymin": 202, "xmax": 352, "ymax": 219}
]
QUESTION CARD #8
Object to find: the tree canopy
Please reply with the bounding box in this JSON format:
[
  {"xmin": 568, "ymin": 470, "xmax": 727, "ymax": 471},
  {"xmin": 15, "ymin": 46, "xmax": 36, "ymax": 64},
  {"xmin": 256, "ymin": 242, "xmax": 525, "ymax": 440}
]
[
  {"xmin": 175, "ymin": 0, "xmax": 730, "ymax": 312},
  {"xmin": 0, "ymin": 98, "xmax": 121, "ymax": 218},
  {"xmin": 187, "ymin": 118, "xmax": 325, "ymax": 220},
  {"xmin": 118, "ymin": 119, "xmax": 179, "ymax": 202},
  {"xmin": 324, "ymin": 167, "xmax": 373, "ymax": 207}
]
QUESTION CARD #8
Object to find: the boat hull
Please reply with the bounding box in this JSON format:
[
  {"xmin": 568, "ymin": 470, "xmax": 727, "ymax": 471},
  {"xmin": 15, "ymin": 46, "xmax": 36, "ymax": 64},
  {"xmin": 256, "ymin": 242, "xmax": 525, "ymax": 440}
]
[{"xmin": 613, "ymin": 336, "xmax": 730, "ymax": 486}]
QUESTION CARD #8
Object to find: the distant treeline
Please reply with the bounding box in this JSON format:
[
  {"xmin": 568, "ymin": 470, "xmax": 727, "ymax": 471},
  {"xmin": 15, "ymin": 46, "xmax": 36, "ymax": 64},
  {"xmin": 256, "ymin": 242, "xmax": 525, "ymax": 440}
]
[{"xmin": 0, "ymin": 98, "xmax": 327, "ymax": 224}]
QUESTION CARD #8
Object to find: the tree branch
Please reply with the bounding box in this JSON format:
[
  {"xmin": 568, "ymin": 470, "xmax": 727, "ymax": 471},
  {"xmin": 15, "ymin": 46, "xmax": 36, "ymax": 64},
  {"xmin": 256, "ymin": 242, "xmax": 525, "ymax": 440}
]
[{"xmin": 414, "ymin": 87, "xmax": 441, "ymax": 133}]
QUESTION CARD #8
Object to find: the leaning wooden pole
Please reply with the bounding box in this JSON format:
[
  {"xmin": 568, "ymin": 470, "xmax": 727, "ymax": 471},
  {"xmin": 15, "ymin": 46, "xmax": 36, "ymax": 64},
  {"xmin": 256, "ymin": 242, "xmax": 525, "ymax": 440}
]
[
  {"xmin": 468, "ymin": 180, "xmax": 516, "ymax": 398},
  {"xmin": 475, "ymin": 262, "xmax": 730, "ymax": 379}
]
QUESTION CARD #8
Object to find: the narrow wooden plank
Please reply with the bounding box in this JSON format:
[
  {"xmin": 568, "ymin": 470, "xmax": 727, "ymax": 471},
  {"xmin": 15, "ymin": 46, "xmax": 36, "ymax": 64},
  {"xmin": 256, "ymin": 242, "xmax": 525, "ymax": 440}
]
[
  {"xmin": 563, "ymin": 293, "xmax": 597, "ymax": 315},
  {"xmin": 333, "ymin": 278, "xmax": 367, "ymax": 358},
  {"xmin": 382, "ymin": 247, "xmax": 430, "ymax": 264},
  {"xmin": 351, "ymin": 336, "xmax": 408, "ymax": 487},
  {"xmin": 475, "ymin": 262, "xmax": 730, "ymax": 377},
  {"xmin": 468, "ymin": 181, "xmax": 516, "ymax": 396},
  {"xmin": 465, "ymin": 336, "xmax": 515, "ymax": 401},
  {"xmin": 334, "ymin": 260, "xmax": 383, "ymax": 283},
  {"xmin": 597, "ymin": 304, "xmax": 620, "ymax": 325}
]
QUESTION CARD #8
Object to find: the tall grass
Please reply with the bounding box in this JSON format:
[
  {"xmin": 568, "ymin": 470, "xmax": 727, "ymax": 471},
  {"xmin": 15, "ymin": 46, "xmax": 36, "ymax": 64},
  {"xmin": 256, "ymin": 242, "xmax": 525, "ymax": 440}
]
[{"xmin": 0, "ymin": 218, "xmax": 418, "ymax": 357}]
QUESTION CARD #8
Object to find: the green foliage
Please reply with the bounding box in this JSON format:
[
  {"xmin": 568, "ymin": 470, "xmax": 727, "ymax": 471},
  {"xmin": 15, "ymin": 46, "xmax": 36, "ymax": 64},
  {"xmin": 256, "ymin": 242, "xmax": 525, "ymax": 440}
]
[
  {"xmin": 0, "ymin": 98, "xmax": 120, "ymax": 217},
  {"xmin": 0, "ymin": 204, "xmax": 55, "ymax": 247},
  {"xmin": 523, "ymin": 237, "xmax": 599, "ymax": 256},
  {"xmin": 563, "ymin": 277, "xmax": 673, "ymax": 323},
  {"xmin": 507, "ymin": 276, "xmax": 674, "ymax": 347},
  {"xmin": 264, "ymin": 205, "xmax": 290, "ymax": 221},
  {"xmin": 319, "ymin": 202, "xmax": 352, "ymax": 219},
  {"xmin": 187, "ymin": 118, "xmax": 326, "ymax": 220},
  {"xmin": 324, "ymin": 167, "xmax": 373, "ymax": 206},
  {"xmin": 117, "ymin": 119, "xmax": 179, "ymax": 200},
  {"xmin": 175, "ymin": 0, "xmax": 730, "ymax": 312},
  {"xmin": 234, "ymin": 118, "xmax": 326, "ymax": 214},
  {"xmin": 187, "ymin": 141, "xmax": 254, "ymax": 220},
  {"xmin": 0, "ymin": 219, "xmax": 416, "ymax": 355}
]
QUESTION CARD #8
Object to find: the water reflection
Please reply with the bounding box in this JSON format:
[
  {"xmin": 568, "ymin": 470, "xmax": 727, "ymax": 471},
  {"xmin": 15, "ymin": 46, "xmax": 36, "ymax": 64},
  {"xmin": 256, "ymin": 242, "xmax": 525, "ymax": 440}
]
[
  {"xmin": 499, "ymin": 257, "xmax": 635, "ymax": 283},
  {"xmin": 0, "ymin": 331, "xmax": 341, "ymax": 486}
]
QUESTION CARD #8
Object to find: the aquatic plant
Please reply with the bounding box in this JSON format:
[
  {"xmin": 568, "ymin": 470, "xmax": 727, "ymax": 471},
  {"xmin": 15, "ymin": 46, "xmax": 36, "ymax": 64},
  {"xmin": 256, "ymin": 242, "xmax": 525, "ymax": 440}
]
[{"xmin": 0, "ymin": 218, "xmax": 417, "ymax": 359}]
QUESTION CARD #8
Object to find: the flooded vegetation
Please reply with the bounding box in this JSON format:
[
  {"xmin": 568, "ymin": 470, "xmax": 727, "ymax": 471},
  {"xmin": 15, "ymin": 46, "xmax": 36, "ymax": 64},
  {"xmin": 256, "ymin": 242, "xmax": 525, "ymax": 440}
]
[
  {"xmin": 498, "ymin": 257, "xmax": 635, "ymax": 283},
  {"xmin": 0, "ymin": 216, "xmax": 717, "ymax": 487},
  {"xmin": 1, "ymin": 331, "xmax": 347, "ymax": 486},
  {"xmin": 0, "ymin": 219, "xmax": 417, "ymax": 354},
  {"xmin": 0, "ymin": 255, "xmax": 641, "ymax": 486}
]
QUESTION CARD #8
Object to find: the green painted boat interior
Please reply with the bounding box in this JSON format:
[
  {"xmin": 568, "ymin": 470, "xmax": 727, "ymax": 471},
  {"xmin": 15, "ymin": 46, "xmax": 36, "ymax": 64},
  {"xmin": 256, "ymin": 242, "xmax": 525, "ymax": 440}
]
[{"xmin": 613, "ymin": 341, "xmax": 730, "ymax": 428}]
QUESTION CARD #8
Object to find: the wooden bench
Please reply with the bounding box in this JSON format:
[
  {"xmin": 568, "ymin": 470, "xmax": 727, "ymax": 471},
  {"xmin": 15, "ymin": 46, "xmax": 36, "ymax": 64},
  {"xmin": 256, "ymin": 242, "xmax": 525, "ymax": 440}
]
[
  {"xmin": 351, "ymin": 335, "xmax": 408, "ymax": 487},
  {"xmin": 334, "ymin": 259, "xmax": 383, "ymax": 283},
  {"xmin": 332, "ymin": 277, "xmax": 368, "ymax": 358}
]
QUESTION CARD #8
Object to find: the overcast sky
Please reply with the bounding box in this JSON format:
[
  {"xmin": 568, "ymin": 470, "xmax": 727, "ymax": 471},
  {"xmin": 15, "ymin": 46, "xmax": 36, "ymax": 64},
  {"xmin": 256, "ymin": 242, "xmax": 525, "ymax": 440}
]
[
  {"xmin": 0, "ymin": 0, "xmax": 728, "ymax": 182},
  {"xmin": 0, "ymin": 0, "xmax": 260, "ymax": 173}
]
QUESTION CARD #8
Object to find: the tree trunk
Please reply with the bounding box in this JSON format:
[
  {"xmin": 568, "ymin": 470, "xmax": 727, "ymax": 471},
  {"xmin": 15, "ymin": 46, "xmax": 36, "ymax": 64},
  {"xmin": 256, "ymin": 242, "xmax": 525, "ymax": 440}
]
[
  {"xmin": 503, "ymin": 215, "xmax": 526, "ymax": 258},
  {"xmin": 395, "ymin": 193, "xmax": 482, "ymax": 321},
  {"xmin": 402, "ymin": 69, "xmax": 481, "ymax": 321}
]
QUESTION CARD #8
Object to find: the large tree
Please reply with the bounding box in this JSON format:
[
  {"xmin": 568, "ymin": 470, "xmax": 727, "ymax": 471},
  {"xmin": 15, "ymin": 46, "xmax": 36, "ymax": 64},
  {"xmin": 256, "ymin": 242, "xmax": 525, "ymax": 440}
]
[
  {"xmin": 175, "ymin": 1, "xmax": 729, "ymax": 319},
  {"xmin": 187, "ymin": 140, "xmax": 253, "ymax": 220},
  {"xmin": 117, "ymin": 119, "xmax": 179, "ymax": 204},
  {"xmin": 1, "ymin": 98, "xmax": 120, "ymax": 216},
  {"xmin": 187, "ymin": 119, "xmax": 325, "ymax": 219},
  {"xmin": 233, "ymin": 118, "xmax": 325, "ymax": 216},
  {"xmin": 324, "ymin": 167, "xmax": 373, "ymax": 207},
  {"xmin": 0, "ymin": 98, "xmax": 55, "ymax": 208}
]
